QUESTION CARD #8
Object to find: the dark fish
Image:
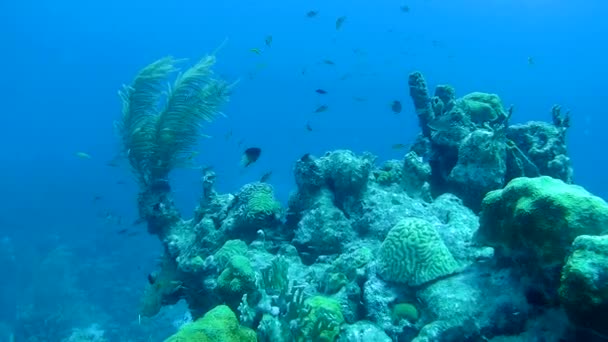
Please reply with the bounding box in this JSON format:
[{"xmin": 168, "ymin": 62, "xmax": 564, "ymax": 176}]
[
  {"xmin": 92, "ymin": 195, "xmax": 103, "ymax": 202},
  {"xmin": 391, "ymin": 100, "xmax": 402, "ymax": 114},
  {"xmin": 322, "ymin": 59, "xmax": 335, "ymax": 66},
  {"xmin": 400, "ymin": 5, "xmax": 410, "ymax": 12},
  {"xmin": 147, "ymin": 273, "xmax": 157, "ymax": 285},
  {"xmin": 126, "ymin": 231, "xmax": 140, "ymax": 237},
  {"xmin": 265, "ymin": 35, "xmax": 273, "ymax": 47},
  {"xmin": 241, "ymin": 147, "xmax": 262, "ymax": 167},
  {"xmin": 300, "ymin": 153, "xmax": 312, "ymax": 162},
  {"xmin": 336, "ymin": 16, "xmax": 347, "ymax": 30},
  {"xmin": 353, "ymin": 96, "xmax": 367, "ymax": 102},
  {"xmin": 132, "ymin": 217, "xmax": 146, "ymax": 225},
  {"xmin": 306, "ymin": 10, "xmax": 319, "ymax": 18},
  {"xmin": 260, "ymin": 171, "xmax": 273, "ymax": 183},
  {"xmin": 237, "ymin": 138, "xmax": 245, "ymax": 147},
  {"xmin": 527, "ymin": 56, "xmax": 535, "ymax": 65},
  {"xmin": 314, "ymin": 105, "xmax": 328, "ymax": 113},
  {"xmin": 315, "ymin": 89, "xmax": 327, "ymax": 94},
  {"xmin": 305, "ymin": 122, "xmax": 313, "ymax": 131},
  {"xmin": 392, "ymin": 143, "xmax": 409, "ymax": 150},
  {"xmin": 116, "ymin": 180, "xmax": 126, "ymax": 185},
  {"xmin": 225, "ymin": 129, "xmax": 233, "ymax": 140},
  {"xmin": 117, "ymin": 228, "xmax": 129, "ymax": 235}
]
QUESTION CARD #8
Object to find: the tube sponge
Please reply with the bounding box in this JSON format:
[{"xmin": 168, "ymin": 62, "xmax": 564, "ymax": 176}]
[{"xmin": 378, "ymin": 218, "xmax": 459, "ymax": 286}]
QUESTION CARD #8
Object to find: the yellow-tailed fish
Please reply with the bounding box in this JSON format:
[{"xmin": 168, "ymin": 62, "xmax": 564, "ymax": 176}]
[{"xmin": 75, "ymin": 152, "xmax": 92, "ymax": 159}]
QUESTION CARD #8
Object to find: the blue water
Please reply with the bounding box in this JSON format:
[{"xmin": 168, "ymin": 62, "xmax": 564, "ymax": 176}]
[{"xmin": 1, "ymin": 0, "xmax": 606, "ymax": 340}]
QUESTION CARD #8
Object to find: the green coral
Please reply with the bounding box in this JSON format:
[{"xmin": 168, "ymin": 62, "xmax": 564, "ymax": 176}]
[
  {"xmin": 164, "ymin": 305, "xmax": 256, "ymax": 342},
  {"xmin": 392, "ymin": 303, "xmax": 419, "ymax": 323},
  {"xmin": 117, "ymin": 55, "xmax": 231, "ymax": 186},
  {"xmin": 296, "ymin": 296, "xmax": 345, "ymax": 342},
  {"xmin": 458, "ymin": 92, "xmax": 507, "ymax": 124},
  {"xmin": 559, "ymin": 235, "xmax": 608, "ymax": 336},
  {"xmin": 477, "ymin": 176, "xmax": 608, "ymax": 265},
  {"xmin": 214, "ymin": 240, "xmax": 248, "ymax": 269},
  {"xmin": 216, "ymin": 255, "xmax": 257, "ymax": 309},
  {"xmin": 378, "ymin": 218, "xmax": 459, "ymax": 286}
]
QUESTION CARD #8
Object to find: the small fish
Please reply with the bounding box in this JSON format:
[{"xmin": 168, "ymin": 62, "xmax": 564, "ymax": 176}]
[
  {"xmin": 527, "ymin": 56, "xmax": 535, "ymax": 65},
  {"xmin": 314, "ymin": 105, "xmax": 328, "ymax": 113},
  {"xmin": 106, "ymin": 159, "xmax": 119, "ymax": 167},
  {"xmin": 186, "ymin": 151, "xmax": 199, "ymax": 161},
  {"xmin": 260, "ymin": 171, "xmax": 273, "ymax": 183},
  {"xmin": 92, "ymin": 195, "xmax": 103, "ymax": 202},
  {"xmin": 250, "ymin": 48, "xmax": 262, "ymax": 55},
  {"xmin": 116, "ymin": 228, "xmax": 128, "ymax": 235},
  {"xmin": 132, "ymin": 217, "xmax": 146, "ymax": 225},
  {"xmin": 306, "ymin": 10, "xmax": 319, "ymax": 18},
  {"xmin": 391, "ymin": 100, "xmax": 402, "ymax": 114},
  {"xmin": 126, "ymin": 231, "xmax": 140, "ymax": 237},
  {"xmin": 265, "ymin": 35, "xmax": 273, "ymax": 47},
  {"xmin": 225, "ymin": 129, "xmax": 233, "ymax": 140},
  {"xmin": 322, "ymin": 59, "xmax": 335, "ymax": 66},
  {"xmin": 116, "ymin": 180, "xmax": 126, "ymax": 185},
  {"xmin": 241, "ymin": 147, "xmax": 262, "ymax": 167},
  {"xmin": 237, "ymin": 138, "xmax": 245, "ymax": 147},
  {"xmin": 353, "ymin": 96, "xmax": 367, "ymax": 102},
  {"xmin": 315, "ymin": 89, "xmax": 328, "ymax": 94},
  {"xmin": 392, "ymin": 143, "xmax": 409, "ymax": 150},
  {"xmin": 336, "ymin": 16, "xmax": 346, "ymax": 30},
  {"xmin": 75, "ymin": 152, "xmax": 92, "ymax": 159},
  {"xmin": 339, "ymin": 73, "xmax": 351, "ymax": 81},
  {"xmin": 305, "ymin": 122, "xmax": 313, "ymax": 131},
  {"xmin": 400, "ymin": 5, "xmax": 410, "ymax": 12},
  {"xmin": 147, "ymin": 273, "xmax": 157, "ymax": 285},
  {"xmin": 300, "ymin": 153, "xmax": 312, "ymax": 162}
]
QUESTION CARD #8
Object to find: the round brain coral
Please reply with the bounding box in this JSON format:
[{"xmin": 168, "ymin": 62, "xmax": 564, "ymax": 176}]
[{"xmin": 378, "ymin": 218, "xmax": 459, "ymax": 286}]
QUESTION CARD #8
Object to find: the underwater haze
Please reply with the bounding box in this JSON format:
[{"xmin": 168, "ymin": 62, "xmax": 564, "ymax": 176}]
[{"xmin": 1, "ymin": 0, "xmax": 608, "ymax": 341}]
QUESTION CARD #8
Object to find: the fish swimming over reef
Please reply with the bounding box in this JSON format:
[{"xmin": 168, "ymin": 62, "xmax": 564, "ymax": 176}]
[
  {"xmin": 260, "ymin": 171, "xmax": 273, "ymax": 183},
  {"xmin": 241, "ymin": 147, "xmax": 262, "ymax": 167},
  {"xmin": 315, "ymin": 89, "xmax": 328, "ymax": 94}
]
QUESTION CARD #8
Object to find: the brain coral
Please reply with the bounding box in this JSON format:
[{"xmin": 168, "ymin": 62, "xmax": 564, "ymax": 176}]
[{"xmin": 378, "ymin": 218, "xmax": 459, "ymax": 286}]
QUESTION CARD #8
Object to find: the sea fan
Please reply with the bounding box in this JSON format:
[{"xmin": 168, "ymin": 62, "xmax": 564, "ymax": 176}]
[{"xmin": 117, "ymin": 55, "xmax": 230, "ymax": 186}]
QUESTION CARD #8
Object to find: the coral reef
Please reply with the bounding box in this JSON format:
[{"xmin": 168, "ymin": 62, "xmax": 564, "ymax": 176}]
[
  {"xmin": 406, "ymin": 72, "xmax": 572, "ymax": 211},
  {"xmin": 116, "ymin": 58, "xmax": 605, "ymax": 341},
  {"xmin": 559, "ymin": 235, "xmax": 608, "ymax": 336}
]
